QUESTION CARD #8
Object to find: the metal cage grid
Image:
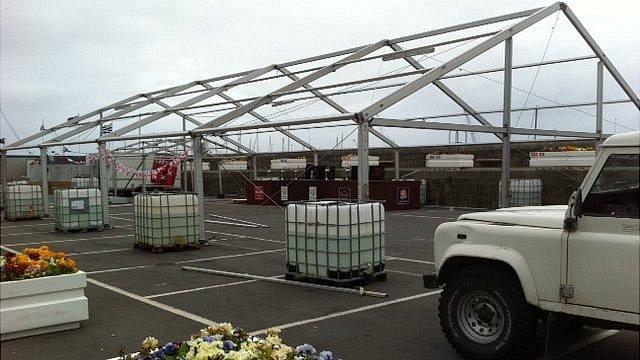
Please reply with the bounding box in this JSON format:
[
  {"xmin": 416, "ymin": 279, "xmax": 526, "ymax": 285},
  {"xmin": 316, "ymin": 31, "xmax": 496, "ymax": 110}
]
[
  {"xmin": 3, "ymin": 184, "xmax": 44, "ymax": 221},
  {"xmin": 499, "ymin": 179, "xmax": 543, "ymax": 207},
  {"xmin": 134, "ymin": 193, "xmax": 201, "ymax": 249},
  {"xmin": 71, "ymin": 177, "xmax": 99, "ymax": 189},
  {"xmin": 285, "ymin": 200, "xmax": 386, "ymax": 281},
  {"xmin": 53, "ymin": 188, "xmax": 103, "ymax": 231}
]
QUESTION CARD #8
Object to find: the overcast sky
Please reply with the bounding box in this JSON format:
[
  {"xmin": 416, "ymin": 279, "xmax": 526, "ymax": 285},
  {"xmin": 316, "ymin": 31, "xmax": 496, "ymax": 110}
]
[{"xmin": 1, "ymin": 0, "xmax": 639, "ymax": 154}]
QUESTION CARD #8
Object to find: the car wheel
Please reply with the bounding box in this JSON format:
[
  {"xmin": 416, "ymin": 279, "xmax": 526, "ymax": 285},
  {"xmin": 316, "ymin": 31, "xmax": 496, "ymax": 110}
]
[{"xmin": 438, "ymin": 265, "xmax": 537, "ymax": 359}]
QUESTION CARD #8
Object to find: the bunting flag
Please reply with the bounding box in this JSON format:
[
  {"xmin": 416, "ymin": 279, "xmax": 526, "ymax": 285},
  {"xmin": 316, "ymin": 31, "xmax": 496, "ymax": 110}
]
[
  {"xmin": 28, "ymin": 149, "xmax": 190, "ymax": 180},
  {"xmin": 98, "ymin": 147, "xmax": 190, "ymax": 178},
  {"xmin": 29, "ymin": 156, "xmax": 97, "ymax": 166}
]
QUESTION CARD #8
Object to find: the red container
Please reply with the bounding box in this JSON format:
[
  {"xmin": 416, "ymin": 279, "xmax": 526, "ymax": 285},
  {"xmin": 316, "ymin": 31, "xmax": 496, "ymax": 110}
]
[{"xmin": 247, "ymin": 180, "xmax": 419, "ymax": 210}]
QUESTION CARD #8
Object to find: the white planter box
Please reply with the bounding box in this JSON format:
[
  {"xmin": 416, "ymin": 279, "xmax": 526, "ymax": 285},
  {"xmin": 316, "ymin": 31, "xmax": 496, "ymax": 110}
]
[
  {"xmin": 271, "ymin": 158, "xmax": 308, "ymax": 170},
  {"xmin": 341, "ymin": 155, "xmax": 379, "ymax": 168},
  {"xmin": 0, "ymin": 271, "xmax": 89, "ymax": 341},
  {"xmin": 425, "ymin": 154, "xmax": 474, "ymax": 168},
  {"xmin": 220, "ymin": 160, "xmax": 248, "ymax": 171},
  {"xmin": 529, "ymin": 151, "xmax": 595, "ymax": 167}
]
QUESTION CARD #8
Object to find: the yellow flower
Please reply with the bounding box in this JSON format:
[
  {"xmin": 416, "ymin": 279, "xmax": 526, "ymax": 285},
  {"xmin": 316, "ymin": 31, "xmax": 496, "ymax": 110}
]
[
  {"xmin": 65, "ymin": 258, "xmax": 77, "ymax": 271},
  {"xmin": 141, "ymin": 336, "xmax": 159, "ymax": 353},
  {"xmin": 16, "ymin": 254, "xmax": 31, "ymax": 266}
]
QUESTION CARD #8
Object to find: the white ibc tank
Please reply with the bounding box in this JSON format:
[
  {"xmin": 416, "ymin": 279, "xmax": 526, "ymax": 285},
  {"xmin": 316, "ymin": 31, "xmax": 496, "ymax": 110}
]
[
  {"xmin": 71, "ymin": 177, "xmax": 99, "ymax": 188},
  {"xmin": 285, "ymin": 201, "xmax": 386, "ymax": 280},
  {"xmin": 54, "ymin": 188, "xmax": 103, "ymax": 231},
  {"xmin": 499, "ymin": 179, "xmax": 542, "ymax": 207},
  {"xmin": 4, "ymin": 184, "xmax": 44, "ymax": 221},
  {"xmin": 134, "ymin": 193, "xmax": 201, "ymax": 249}
]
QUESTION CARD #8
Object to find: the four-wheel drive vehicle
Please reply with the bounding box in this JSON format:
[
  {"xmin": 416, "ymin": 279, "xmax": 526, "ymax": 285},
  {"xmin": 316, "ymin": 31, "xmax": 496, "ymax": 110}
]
[{"xmin": 424, "ymin": 131, "xmax": 639, "ymax": 359}]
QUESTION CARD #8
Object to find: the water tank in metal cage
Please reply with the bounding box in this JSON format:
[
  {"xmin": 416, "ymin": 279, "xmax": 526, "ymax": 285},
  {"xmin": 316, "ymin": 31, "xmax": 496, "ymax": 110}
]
[
  {"xmin": 499, "ymin": 179, "xmax": 543, "ymax": 207},
  {"xmin": 54, "ymin": 188, "xmax": 103, "ymax": 231},
  {"xmin": 134, "ymin": 193, "xmax": 201, "ymax": 249},
  {"xmin": 71, "ymin": 177, "xmax": 99, "ymax": 189},
  {"xmin": 3, "ymin": 184, "xmax": 44, "ymax": 221},
  {"xmin": 285, "ymin": 201, "xmax": 386, "ymax": 281}
]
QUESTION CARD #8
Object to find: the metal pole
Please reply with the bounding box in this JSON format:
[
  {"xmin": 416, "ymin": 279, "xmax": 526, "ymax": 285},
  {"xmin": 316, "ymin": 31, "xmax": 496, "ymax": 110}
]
[
  {"xmin": 0, "ymin": 151, "xmax": 6, "ymax": 209},
  {"xmin": 357, "ymin": 115, "xmax": 370, "ymax": 201},
  {"xmin": 500, "ymin": 38, "xmax": 513, "ymax": 208},
  {"xmin": 533, "ymin": 107, "xmax": 538, "ymax": 140},
  {"xmin": 141, "ymin": 154, "xmax": 147, "ymax": 193},
  {"xmin": 181, "ymin": 266, "xmax": 388, "ymax": 298},
  {"xmin": 192, "ymin": 136, "xmax": 206, "ymax": 241},
  {"xmin": 98, "ymin": 143, "xmax": 110, "ymax": 227},
  {"xmin": 252, "ymin": 156, "xmax": 258, "ymax": 180},
  {"xmin": 39, "ymin": 147, "xmax": 49, "ymax": 217},
  {"xmin": 182, "ymin": 117, "xmax": 187, "ymax": 192},
  {"xmin": 111, "ymin": 161, "xmax": 117, "ymax": 197},
  {"xmin": 217, "ymin": 161, "xmax": 223, "ymax": 198},
  {"xmin": 394, "ymin": 150, "xmax": 400, "ymax": 180},
  {"xmin": 313, "ymin": 152, "xmax": 319, "ymax": 166},
  {"xmin": 596, "ymin": 61, "xmax": 604, "ymax": 142}
]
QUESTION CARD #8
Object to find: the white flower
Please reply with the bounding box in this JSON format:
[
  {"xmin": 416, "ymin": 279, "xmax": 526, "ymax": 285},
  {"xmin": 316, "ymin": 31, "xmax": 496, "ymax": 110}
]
[{"xmin": 141, "ymin": 336, "xmax": 159, "ymax": 352}]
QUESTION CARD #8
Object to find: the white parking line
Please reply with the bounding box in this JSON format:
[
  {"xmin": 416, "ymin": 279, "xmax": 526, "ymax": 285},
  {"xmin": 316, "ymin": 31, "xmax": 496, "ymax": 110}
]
[
  {"xmin": 387, "ymin": 256, "xmax": 435, "ymax": 265},
  {"xmin": 87, "ymin": 278, "xmax": 217, "ymax": 327},
  {"xmin": 175, "ymin": 249, "xmax": 284, "ymax": 264},
  {"xmin": 1, "ymin": 229, "xmax": 57, "ymax": 236},
  {"xmin": 145, "ymin": 275, "xmax": 285, "ymax": 299},
  {"xmin": 87, "ymin": 265, "xmax": 149, "ymax": 274},
  {"xmin": 87, "ymin": 249, "xmax": 285, "ymax": 274},
  {"xmin": 391, "ymin": 214, "xmax": 457, "ymax": 220},
  {"xmin": 1, "ymin": 224, "xmax": 134, "ymax": 238},
  {"xmin": 249, "ymin": 290, "xmax": 443, "ymax": 335},
  {"xmin": 1, "ymin": 222, "xmax": 55, "ymax": 229},
  {"xmin": 386, "ymin": 269, "xmax": 424, "ymax": 277},
  {"xmin": 111, "ymin": 216, "xmax": 134, "ymax": 222},
  {"xmin": 206, "ymin": 230, "xmax": 284, "ymax": 244},
  {"xmin": 111, "ymin": 212, "xmax": 134, "ymax": 216},
  {"xmin": 67, "ymin": 248, "xmax": 132, "ymax": 256},
  {"xmin": 0, "ymin": 245, "xmax": 19, "ymax": 254},
  {"xmin": 542, "ymin": 329, "xmax": 619, "ymax": 359},
  {"xmin": 8, "ymin": 234, "xmax": 134, "ymax": 247}
]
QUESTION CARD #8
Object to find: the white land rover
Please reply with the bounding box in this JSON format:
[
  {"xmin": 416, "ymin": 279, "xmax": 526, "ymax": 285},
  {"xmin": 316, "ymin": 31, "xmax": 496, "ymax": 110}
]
[{"xmin": 423, "ymin": 131, "xmax": 639, "ymax": 359}]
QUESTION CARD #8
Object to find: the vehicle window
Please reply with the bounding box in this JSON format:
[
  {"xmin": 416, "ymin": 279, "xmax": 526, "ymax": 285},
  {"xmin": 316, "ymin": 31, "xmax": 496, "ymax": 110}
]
[{"xmin": 582, "ymin": 153, "xmax": 639, "ymax": 219}]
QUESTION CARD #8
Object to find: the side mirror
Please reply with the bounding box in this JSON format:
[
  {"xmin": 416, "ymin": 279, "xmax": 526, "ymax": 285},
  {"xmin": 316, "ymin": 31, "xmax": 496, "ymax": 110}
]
[{"xmin": 564, "ymin": 188, "xmax": 583, "ymax": 231}]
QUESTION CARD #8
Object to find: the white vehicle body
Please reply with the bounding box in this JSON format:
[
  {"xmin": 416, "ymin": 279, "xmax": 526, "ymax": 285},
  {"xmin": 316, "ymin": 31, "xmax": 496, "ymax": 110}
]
[{"xmin": 429, "ymin": 131, "xmax": 640, "ymax": 327}]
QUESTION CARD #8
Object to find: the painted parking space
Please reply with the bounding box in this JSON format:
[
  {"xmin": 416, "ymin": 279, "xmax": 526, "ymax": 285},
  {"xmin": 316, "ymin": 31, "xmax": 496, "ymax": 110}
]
[{"xmin": 1, "ymin": 202, "xmax": 637, "ymax": 359}]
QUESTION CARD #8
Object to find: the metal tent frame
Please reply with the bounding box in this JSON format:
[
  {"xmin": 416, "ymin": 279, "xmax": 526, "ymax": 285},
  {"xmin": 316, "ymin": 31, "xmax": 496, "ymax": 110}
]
[{"xmin": 2, "ymin": 2, "xmax": 638, "ymax": 240}]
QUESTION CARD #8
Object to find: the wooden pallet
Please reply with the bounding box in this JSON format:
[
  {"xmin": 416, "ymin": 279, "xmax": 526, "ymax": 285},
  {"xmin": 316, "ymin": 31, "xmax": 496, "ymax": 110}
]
[
  {"xmin": 133, "ymin": 241, "xmax": 201, "ymax": 253},
  {"xmin": 4, "ymin": 216, "xmax": 43, "ymax": 222},
  {"xmin": 55, "ymin": 226, "xmax": 104, "ymax": 234},
  {"xmin": 284, "ymin": 270, "xmax": 387, "ymax": 287}
]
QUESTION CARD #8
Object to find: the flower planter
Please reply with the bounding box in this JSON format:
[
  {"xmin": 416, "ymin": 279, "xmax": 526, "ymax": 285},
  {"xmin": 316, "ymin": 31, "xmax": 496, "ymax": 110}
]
[
  {"xmin": 529, "ymin": 151, "xmax": 596, "ymax": 167},
  {"xmin": 0, "ymin": 271, "xmax": 88, "ymax": 341},
  {"xmin": 425, "ymin": 154, "xmax": 474, "ymax": 168}
]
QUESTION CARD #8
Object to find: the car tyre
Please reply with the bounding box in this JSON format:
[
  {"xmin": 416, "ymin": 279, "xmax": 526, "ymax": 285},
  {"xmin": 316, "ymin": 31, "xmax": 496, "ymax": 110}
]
[{"xmin": 438, "ymin": 265, "xmax": 537, "ymax": 359}]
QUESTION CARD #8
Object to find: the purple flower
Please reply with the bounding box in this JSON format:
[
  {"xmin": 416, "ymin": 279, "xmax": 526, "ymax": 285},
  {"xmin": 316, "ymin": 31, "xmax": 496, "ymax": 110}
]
[
  {"xmin": 319, "ymin": 351, "xmax": 333, "ymax": 360},
  {"xmin": 203, "ymin": 335, "xmax": 216, "ymax": 343},
  {"xmin": 295, "ymin": 343, "xmax": 317, "ymax": 355},
  {"xmin": 162, "ymin": 342, "xmax": 179, "ymax": 356},
  {"xmin": 223, "ymin": 340, "xmax": 236, "ymax": 351}
]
